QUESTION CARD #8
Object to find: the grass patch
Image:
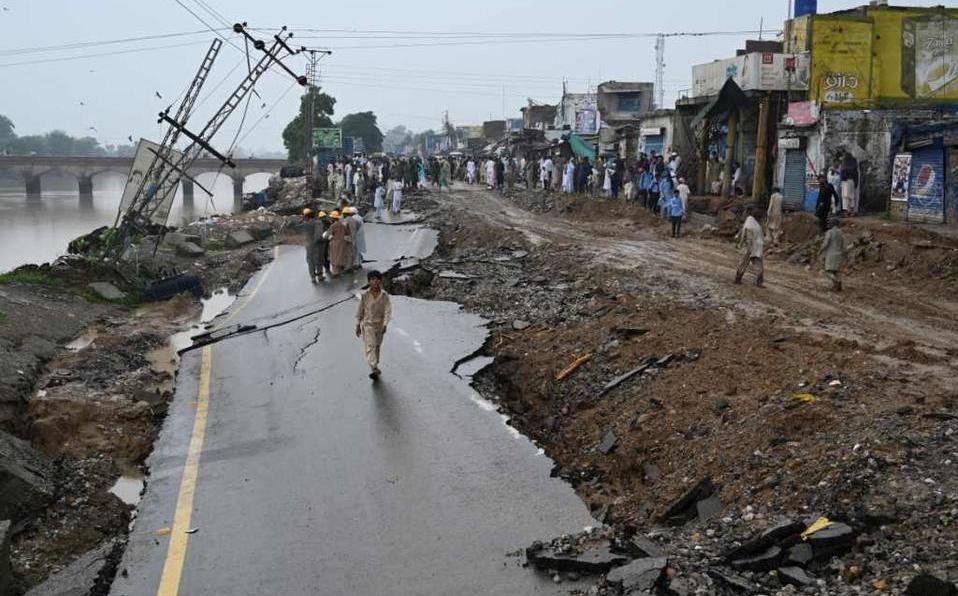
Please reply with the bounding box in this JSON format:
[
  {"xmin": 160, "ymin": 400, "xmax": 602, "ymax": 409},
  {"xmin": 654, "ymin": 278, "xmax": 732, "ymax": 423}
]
[
  {"xmin": 0, "ymin": 270, "xmax": 60, "ymax": 286},
  {"xmin": 205, "ymin": 239, "xmax": 226, "ymax": 251}
]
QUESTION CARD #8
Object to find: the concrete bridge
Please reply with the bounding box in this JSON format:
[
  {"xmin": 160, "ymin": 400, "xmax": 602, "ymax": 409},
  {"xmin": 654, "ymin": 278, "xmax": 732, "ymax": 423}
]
[{"xmin": 0, "ymin": 154, "xmax": 290, "ymax": 207}]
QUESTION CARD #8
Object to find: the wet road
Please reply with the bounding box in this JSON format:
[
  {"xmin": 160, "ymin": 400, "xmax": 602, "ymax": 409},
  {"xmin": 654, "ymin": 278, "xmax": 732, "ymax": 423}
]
[{"xmin": 111, "ymin": 220, "xmax": 593, "ymax": 595}]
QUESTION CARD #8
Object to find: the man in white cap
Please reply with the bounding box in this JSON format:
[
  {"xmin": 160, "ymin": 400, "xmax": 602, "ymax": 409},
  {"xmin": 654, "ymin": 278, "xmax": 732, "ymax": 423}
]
[{"xmin": 676, "ymin": 177, "xmax": 691, "ymax": 220}]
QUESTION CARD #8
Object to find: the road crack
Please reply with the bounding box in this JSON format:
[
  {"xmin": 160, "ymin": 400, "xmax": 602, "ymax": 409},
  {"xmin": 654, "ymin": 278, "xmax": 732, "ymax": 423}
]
[{"xmin": 293, "ymin": 326, "xmax": 322, "ymax": 372}]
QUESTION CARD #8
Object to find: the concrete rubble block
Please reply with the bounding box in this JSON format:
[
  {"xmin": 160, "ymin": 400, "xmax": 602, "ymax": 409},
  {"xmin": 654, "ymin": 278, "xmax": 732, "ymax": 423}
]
[
  {"xmin": 905, "ymin": 574, "xmax": 958, "ymax": 596},
  {"xmin": 247, "ymin": 226, "xmax": 273, "ymax": 241},
  {"xmin": 598, "ymin": 430, "xmax": 619, "ymax": 455},
  {"xmin": 162, "ymin": 232, "xmax": 202, "ymax": 247},
  {"xmin": 225, "ymin": 229, "xmax": 255, "ymax": 248},
  {"xmin": 696, "ymin": 495, "xmax": 724, "ymax": 523},
  {"xmin": 806, "ymin": 522, "xmax": 856, "ymax": 561},
  {"xmin": 25, "ymin": 540, "xmax": 118, "ymax": 596},
  {"xmin": 628, "ymin": 535, "xmax": 664, "ymax": 558},
  {"xmin": 175, "ymin": 241, "xmax": 206, "ymax": 258},
  {"xmin": 723, "ymin": 519, "xmax": 803, "ymax": 562},
  {"xmin": 605, "ymin": 556, "xmax": 668, "ymax": 594},
  {"xmin": 778, "ymin": 566, "xmax": 815, "ymax": 588},
  {"xmin": 661, "ymin": 477, "xmax": 715, "ymax": 525},
  {"xmin": 785, "ymin": 542, "xmax": 814, "ymax": 567},
  {"xmin": 87, "ymin": 282, "xmax": 126, "ymax": 301},
  {"xmin": 0, "ymin": 520, "xmax": 11, "ymax": 596},
  {"xmin": 525, "ymin": 544, "xmax": 629, "ymax": 575},
  {"xmin": 0, "ymin": 429, "xmax": 54, "ymax": 521},
  {"xmin": 730, "ymin": 545, "xmax": 782, "ymax": 573},
  {"xmin": 511, "ymin": 320, "xmax": 531, "ymax": 331},
  {"xmin": 706, "ymin": 568, "xmax": 761, "ymax": 594}
]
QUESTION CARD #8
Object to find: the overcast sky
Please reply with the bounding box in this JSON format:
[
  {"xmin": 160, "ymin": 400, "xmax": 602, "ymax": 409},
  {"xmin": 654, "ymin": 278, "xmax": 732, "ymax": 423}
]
[{"xmin": 0, "ymin": 0, "xmax": 935, "ymax": 154}]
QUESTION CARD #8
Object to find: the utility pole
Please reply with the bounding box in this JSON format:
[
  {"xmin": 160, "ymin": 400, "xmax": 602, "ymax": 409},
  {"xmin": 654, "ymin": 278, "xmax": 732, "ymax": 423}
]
[
  {"xmin": 654, "ymin": 34, "xmax": 665, "ymax": 109},
  {"xmin": 304, "ymin": 50, "xmax": 318, "ymax": 177}
]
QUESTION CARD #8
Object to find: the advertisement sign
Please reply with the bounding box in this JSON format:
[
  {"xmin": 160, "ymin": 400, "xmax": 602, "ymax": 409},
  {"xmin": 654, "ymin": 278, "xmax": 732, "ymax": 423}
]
[
  {"xmin": 312, "ymin": 128, "xmax": 342, "ymax": 149},
  {"xmin": 692, "ymin": 53, "xmax": 810, "ymax": 97},
  {"xmin": 785, "ymin": 101, "xmax": 817, "ymax": 126},
  {"xmin": 575, "ymin": 109, "xmax": 597, "ymax": 134},
  {"xmin": 902, "ymin": 15, "xmax": 958, "ymax": 98},
  {"xmin": 119, "ymin": 138, "xmax": 185, "ymax": 225},
  {"xmin": 810, "ymin": 18, "xmax": 873, "ymax": 106},
  {"xmin": 908, "ymin": 142, "xmax": 945, "ymax": 222},
  {"xmin": 890, "ymin": 153, "xmax": 912, "ymax": 201}
]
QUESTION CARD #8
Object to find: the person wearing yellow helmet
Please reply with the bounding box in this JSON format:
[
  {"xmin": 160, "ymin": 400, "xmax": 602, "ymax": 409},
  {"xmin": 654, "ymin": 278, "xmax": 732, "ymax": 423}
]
[
  {"xmin": 323, "ymin": 209, "xmax": 352, "ymax": 277},
  {"xmin": 301, "ymin": 208, "xmax": 325, "ymax": 283}
]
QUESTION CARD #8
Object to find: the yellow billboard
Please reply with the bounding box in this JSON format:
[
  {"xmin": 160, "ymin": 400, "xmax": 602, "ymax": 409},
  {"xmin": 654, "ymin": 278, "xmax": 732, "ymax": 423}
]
[
  {"xmin": 811, "ymin": 17, "xmax": 873, "ymax": 106},
  {"xmin": 871, "ymin": 7, "xmax": 958, "ymax": 101}
]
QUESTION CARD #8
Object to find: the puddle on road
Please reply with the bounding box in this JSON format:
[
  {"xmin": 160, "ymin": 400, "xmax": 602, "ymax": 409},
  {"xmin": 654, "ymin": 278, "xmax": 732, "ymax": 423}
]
[
  {"xmin": 201, "ymin": 288, "xmax": 235, "ymax": 323},
  {"xmin": 110, "ymin": 465, "xmax": 145, "ymax": 506},
  {"xmin": 66, "ymin": 330, "xmax": 98, "ymax": 351},
  {"xmin": 454, "ymin": 355, "xmax": 494, "ymax": 379}
]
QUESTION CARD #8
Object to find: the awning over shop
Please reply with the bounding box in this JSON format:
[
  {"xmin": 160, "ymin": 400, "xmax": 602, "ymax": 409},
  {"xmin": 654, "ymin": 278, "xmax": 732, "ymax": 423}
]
[
  {"xmin": 691, "ymin": 78, "xmax": 751, "ymax": 127},
  {"xmin": 566, "ymin": 133, "xmax": 596, "ymax": 161}
]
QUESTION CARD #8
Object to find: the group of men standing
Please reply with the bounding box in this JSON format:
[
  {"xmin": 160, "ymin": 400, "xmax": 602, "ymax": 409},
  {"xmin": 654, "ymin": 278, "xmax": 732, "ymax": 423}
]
[{"xmin": 301, "ymin": 205, "xmax": 366, "ymax": 282}]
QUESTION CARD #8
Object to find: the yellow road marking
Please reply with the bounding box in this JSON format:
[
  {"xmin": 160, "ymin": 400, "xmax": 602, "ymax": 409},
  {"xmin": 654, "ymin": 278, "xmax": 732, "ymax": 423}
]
[
  {"xmin": 227, "ymin": 244, "xmax": 280, "ymax": 321},
  {"xmin": 156, "ymin": 345, "xmax": 213, "ymax": 596}
]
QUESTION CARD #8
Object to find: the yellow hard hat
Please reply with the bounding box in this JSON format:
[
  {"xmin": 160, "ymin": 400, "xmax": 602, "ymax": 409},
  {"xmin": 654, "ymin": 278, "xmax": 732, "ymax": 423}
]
[
  {"xmin": 330, "ymin": 210, "xmax": 341, "ymax": 219},
  {"xmin": 343, "ymin": 206, "xmax": 357, "ymax": 215},
  {"xmin": 302, "ymin": 208, "xmax": 313, "ymax": 216},
  {"xmin": 317, "ymin": 211, "xmax": 328, "ymax": 218}
]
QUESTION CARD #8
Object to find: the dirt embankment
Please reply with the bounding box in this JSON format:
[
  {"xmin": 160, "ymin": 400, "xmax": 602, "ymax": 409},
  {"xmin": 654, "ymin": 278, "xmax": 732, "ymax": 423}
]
[
  {"xmin": 395, "ymin": 185, "xmax": 958, "ymax": 595},
  {"xmin": 0, "ymin": 208, "xmax": 286, "ymax": 594}
]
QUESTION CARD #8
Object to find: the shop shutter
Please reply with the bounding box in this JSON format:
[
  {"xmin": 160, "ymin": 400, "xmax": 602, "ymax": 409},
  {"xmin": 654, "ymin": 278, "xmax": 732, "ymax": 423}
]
[
  {"xmin": 643, "ymin": 135, "xmax": 664, "ymax": 156},
  {"xmin": 782, "ymin": 148, "xmax": 806, "ymax": 210},
  {"xmin": 907, "ymin": 140, "xmax": 945, "ymax": 224}
]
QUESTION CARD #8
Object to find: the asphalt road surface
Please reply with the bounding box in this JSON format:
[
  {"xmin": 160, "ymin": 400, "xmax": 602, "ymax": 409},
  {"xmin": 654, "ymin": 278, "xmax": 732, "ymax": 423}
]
[{"xmin": 111, "ymin": 219, "xmax": 594, "ymax": 595}]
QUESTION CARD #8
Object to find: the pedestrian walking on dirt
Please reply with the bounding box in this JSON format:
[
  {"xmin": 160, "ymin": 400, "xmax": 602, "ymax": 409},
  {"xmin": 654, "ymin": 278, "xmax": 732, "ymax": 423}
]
[
  {"xmin": 766, "ymin": 186, "xmax": 784, "ymax": 246},
  {"xmin": 734, "ymin": 205, "xmax": 765, "ymax": 287},
  {"xmin": 815, "ymin": 175, "xmax": 839, "ymax": 234},
  {"xmin": 356, "ymin": 270, "xmax": 392, "ymax": 380},
  {"xmin": 821, "ymin": 217, "xmax": 846, "ymax": 292},
  {"xmin": 668, "ymin": 189, "xmax": 685, "ymax": 238}
]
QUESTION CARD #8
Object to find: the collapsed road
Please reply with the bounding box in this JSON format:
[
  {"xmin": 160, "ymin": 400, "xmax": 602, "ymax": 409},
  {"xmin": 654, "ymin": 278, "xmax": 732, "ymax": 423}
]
[{"xmin": 108, "ymin": 217, "xmax": 595, "ymax": 595}]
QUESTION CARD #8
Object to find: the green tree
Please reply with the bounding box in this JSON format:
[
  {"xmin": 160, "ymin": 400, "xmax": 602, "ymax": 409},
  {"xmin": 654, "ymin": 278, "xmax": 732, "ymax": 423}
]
[
  {"xmin": 339, "ymin": 111, "xmax": 384, "ymax": 154},
  {"xmin": 0, "ymin": 115, "xmax": 15, "ymax": 152},
  {"xmin": 282, "ymin": 87, "xmax": 336, "ymax": 162}
]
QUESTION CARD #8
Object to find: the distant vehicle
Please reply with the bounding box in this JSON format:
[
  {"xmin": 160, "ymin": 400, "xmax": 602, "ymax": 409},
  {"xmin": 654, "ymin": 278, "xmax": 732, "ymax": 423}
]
[{"xmin": 280, "ymin": 165, "xmax": 304, "ymax": 178}]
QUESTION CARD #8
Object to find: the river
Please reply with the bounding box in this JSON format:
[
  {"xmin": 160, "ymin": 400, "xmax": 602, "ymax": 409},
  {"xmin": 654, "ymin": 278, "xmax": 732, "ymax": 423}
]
[{"xmin": 0, "ymin": 172, "xmax": 272, "ymax": 273}]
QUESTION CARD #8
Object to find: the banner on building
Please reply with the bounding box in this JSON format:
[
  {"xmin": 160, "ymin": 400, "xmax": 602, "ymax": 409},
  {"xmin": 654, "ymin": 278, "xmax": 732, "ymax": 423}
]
[
  {"xmin": 692, "ymin": 53, "xmax": 810, "ymax": 97},
  {"xmin": 890, "ymin": 153, "xmax": 912, "ymax": 201},
  {"xmin": 312, "ymin": 128, "xmax": 343, "ymax": 149},
  {"xmin": 575, "ymin": 109, "xmax": 597, "ymax": 134},
  {"xmin": 810, "ymin": 18, "xmax": 873, "ymax": 106}
]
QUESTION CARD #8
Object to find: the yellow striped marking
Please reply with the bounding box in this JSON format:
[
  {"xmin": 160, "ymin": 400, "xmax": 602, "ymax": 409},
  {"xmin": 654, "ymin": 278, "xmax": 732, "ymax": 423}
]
[{"xmin": 156, "ymin": 345, "xmax": 213, "ymax": 596}]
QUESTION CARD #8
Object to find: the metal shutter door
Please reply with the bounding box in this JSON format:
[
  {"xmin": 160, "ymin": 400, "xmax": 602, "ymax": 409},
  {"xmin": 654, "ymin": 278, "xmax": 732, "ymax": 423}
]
[
  {"xmin": 782, "ymin": 148, "xmax": 806, "ymax": 210},
  {"xmin": 907, "ymin": 141, "xmax": 945, "ymax": 224}
]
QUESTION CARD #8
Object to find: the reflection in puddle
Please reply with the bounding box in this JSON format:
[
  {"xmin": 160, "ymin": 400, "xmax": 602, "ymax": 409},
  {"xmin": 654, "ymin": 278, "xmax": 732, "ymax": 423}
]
[
  {"xmin": 110, "ymin": 467, "xmax": 145, "ymax": 506},
  {"xmin": 66, "ymin": 330, "xmax": 98, "ymax": 351}
]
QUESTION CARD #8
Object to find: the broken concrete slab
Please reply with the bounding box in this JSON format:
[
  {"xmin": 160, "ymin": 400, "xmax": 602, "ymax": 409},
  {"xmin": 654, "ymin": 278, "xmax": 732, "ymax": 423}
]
[
  {"xmin": 723, "ymin": 519, "xmax": 803, "ymax": 562},
  {"xmin": 512, "ymin": 320, "xmax": 531, "ymax": 331},
  {"xmin": 0, "ymin": 520, "xmax": 11, "ymax": 596},
  {"xmin": 437, "ymin": 270, "xmax": 473, "ymax": 280},
  {"xmin": 525, "ymin": 544, "xmax": 629, "ymax": 575},
  {"xmin": 162, "ymin": 232, "xmax": 202, "ymax": 247},
  {"xmin": 87, "ymin": 282, "xmax": 127, "ymax": 301},
  {"xmin": 605, "ymin": 557, "xmax": 668, "ymax": 593},
  {"xmin": 661, "ymin": 477, "xmax": 716, "ymax": 525},
  {"xmin": 627, "ymin": 535, "xmax": 664, "ymax": 558},
  {"xmin": 0, "ymin": 429, "xmax": 54, "ymax": 521},
  {"xmin": 778, "ymin": 566, "xmax": 815, "ymax": 588},
  {"xmin": 175, "ymin": 241, "xmax": 206, "ymax": 258},
  {"xmin": 597, "ymin": 430, "xmax": 619, "ymax": 455},
  {"xmin": 730, "ymin": 545, "xmax": 782, "ymax": 572},
  {"xmin": 696, "ymin": 495, "xmax": 724, "ymax": 522},
  {"xmin": 25, "ymin": 540, "xmax": 119, "ymax": 596},
  {"xmin": 706, "ymin": 568, "xmax": 761, "ymax": 594},
  {"xmin": 784, "ymin": 542, "xmax": 813, "ymax": 567},
  {"xmin": 806, "ymin": 522, "xmax": 856, "ymax": 560},
  {"xmin": 904, "ymin": 574, "xmax": 958, "ymax": 596},
  {"xmin": 224, "ymin": 229, "xmax": 255, "ymax": 248}
]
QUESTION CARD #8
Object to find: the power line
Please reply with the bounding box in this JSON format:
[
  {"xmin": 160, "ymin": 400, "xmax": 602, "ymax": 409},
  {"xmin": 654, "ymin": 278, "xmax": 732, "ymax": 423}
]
[
  {"xmin": 0, "ymin": 29, "xmax": 217, "ymax": 57},
  {"xmin": 0, "ymin": 40, "xmax": 212, "ymax": 68}
]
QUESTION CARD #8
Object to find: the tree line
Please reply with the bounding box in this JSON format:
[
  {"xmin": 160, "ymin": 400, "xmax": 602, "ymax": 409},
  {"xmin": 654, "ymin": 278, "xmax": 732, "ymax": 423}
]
[{"xmin": 0, "ymin": 114, "xmax": 135, "ymax": 157}]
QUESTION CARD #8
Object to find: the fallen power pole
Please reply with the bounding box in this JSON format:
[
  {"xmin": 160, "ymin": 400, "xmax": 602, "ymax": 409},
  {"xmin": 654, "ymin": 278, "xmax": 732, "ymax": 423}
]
[{"xmin": 105, "ymin": 23, "xmax": 307, "ymax": 261}]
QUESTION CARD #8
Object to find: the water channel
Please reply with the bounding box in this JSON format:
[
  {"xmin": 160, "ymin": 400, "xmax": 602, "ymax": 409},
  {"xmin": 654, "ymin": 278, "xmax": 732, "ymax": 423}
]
[{"xmin": 0, "ymin": 172, "xmax": 272, "ymax": 273}]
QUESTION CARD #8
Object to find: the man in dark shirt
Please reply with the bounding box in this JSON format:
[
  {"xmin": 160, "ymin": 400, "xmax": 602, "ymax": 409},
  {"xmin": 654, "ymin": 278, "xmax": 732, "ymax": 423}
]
[{"xmin": 816, "ymin": 174, "xmax": 839, "ymax": 234}]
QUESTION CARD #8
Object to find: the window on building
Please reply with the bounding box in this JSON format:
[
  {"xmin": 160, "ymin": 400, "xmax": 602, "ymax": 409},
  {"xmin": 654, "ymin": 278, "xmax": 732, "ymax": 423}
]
[{"xmin": 617, "ymin": 93, "xmax": 642, "ymax": 112}]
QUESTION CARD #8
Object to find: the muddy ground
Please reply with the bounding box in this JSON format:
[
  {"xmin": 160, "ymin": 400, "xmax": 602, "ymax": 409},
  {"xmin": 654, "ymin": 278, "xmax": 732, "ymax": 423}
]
[{"xmin": 394, "ymin": 183, "xmax": 958, "ymax": 594}]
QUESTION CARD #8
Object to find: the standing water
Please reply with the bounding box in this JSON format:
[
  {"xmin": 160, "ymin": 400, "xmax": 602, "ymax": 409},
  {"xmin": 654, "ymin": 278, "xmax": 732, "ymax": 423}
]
[{"xmin": 0, "ymin": 172, "xmax": 272, "ymax": 273}]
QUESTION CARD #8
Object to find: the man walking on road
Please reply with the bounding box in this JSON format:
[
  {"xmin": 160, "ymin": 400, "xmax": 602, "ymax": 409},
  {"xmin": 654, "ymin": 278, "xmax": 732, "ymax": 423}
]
[
  {"xmin": 668, "ymin": 189, "xmax": 685, "ymax": 238},
  {"xmin": 356, "ymin": 270, "xmax": 392, "ymax": 380},
  {"xmin": 821, "ymin": 217, "xmax": 846, "ymax": 292},
  {"xmin": 766, "ymin": 186, "xmax": 784, "ymax": 246},
  {"xmin": 816, "ymin": 174, "xmax": 840, "ymax": 234},
  {"xmin": 734, "ymin": 205, "xmax": 765, "ymax": 287}
]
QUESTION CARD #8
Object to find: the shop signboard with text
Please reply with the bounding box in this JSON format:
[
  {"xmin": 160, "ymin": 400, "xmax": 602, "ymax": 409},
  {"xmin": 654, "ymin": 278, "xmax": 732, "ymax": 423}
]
[{"xmin": 810, "ymin": 17, "xmax": 873, "ymax": 107}]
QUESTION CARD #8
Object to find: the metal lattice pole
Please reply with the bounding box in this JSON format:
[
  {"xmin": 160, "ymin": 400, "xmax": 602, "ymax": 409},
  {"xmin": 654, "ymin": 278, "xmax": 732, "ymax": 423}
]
[{"xmin": 654, "ymin": 34, "xmax": 665, "ymax": 109}]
